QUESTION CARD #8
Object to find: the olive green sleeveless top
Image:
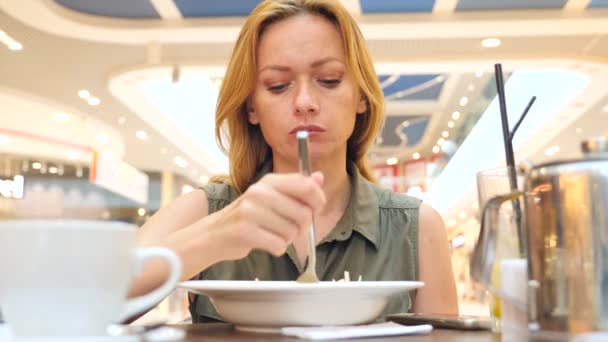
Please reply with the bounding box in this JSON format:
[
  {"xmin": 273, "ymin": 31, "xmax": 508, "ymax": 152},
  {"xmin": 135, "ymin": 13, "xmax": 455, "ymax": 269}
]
[{"xmin": 189, "ymin": 161, "xmax": 421, "ymax": 323}]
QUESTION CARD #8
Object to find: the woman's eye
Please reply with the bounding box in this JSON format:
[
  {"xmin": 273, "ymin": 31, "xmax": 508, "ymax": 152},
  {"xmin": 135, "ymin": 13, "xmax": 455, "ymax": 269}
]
[
  {"xmin": 319, "ymin": 79, "xmax": 341, "ymax": 87},
  {"xmin": 268, "ymin": 84, "xmax": 288, "ymax": 93}
]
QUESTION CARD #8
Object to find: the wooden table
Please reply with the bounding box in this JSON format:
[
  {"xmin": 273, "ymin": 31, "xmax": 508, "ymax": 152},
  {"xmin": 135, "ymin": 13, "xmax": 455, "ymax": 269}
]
[{"xmin": 174, "ymin": 323, "xmax": 500, "ymax": 341}]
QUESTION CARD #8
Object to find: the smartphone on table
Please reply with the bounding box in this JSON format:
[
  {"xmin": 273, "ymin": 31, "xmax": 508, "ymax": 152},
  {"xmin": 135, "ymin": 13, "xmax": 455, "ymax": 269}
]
[{"xmin": 387, "ymin": 313, "xmax": 492, "ymax": 331}]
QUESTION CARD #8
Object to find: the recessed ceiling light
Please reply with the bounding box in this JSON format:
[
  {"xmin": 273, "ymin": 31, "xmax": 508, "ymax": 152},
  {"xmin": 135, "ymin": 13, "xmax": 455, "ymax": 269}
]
[
  {"xmin": 467, "ymin": 84, "xmax": 475, "ymax": 91},
  {"xmin": 459, "ymin": 96, "xmax": 469, "ymax": 106},
  {"xmin": 448, "ymin": 121, "xmax": 455, "ymax": 128},
  {"xmin": 32, "ymin": 162, "xmax": 42, "ymax": 170},
  {"xmin": 8, "ymin": 41, "xmax": 22, "ymax": 51},
  {"xmin": 67, "ymin": 151, "xmax": 79, "ymax": 160},
  {"xmin": 442, "ymin": 131, "xmax": 449, "ymax": 138},
  {"xmin": 199, "ymin": 176, "xmax": 209, "ymax": 184},
  {"xmin": 135, "ymin": 130, "xmax": 148, "ymax": 140},
  {"xmin": 137, "ymin": 208, "xmax": 146, "ymax": 217},
  {"xmin": 437, "ymin": 138, "xmax": 446, "ymax": 146},
  {"xmin": 412, "ymin": 152, "xmax": 421, "ymax": 160},
  {"xmin": 48, "ymin": 166, "xmax": 58, "ymax": 174},
  {"xmin": 475, "ymin": 71, "xmax": 484, "ymax": 78},
  {"xmin": 544, "ymin": 145, "xmax": 560, "ymax": 156},
  {"xmin": 447, "ymin": 219, "xmax": 457, "ymax": 227},
  {"xmin": 0, "ymin": 135, "xmax": 9, "ymax": 144},
  {"xmin": 386, "ymin": 157, "xmax": 398, "ymax": 166},
  {"xmin": 452, "ymin": 111, "xmax": 461, "ymax": 120},
  {"xmin": 117, "ymin": 117, "xmax": 126, "ymax": 125},
  {"xmin": 96, "ymin": 135, "xmax": 108, "ymax": 143},
  {"xmin": 0, "ymin": 30, "xmax": 23, "ymax": 51},
  {"xmin": 87, "ymin": 97, "xmax": 100, "ymax": 106},
  {"xmin": 432, "ymin": 146, "xmax": 440, "ymax": 154},
  {"xmin": 458, "ymin": 211, "xmax": 468, "ymax": 220},
  {"xmin": 78, "ymin": 89, "xmax": 90, "ymax": 99},
  {"xmin": 481, "ymin": 37, "xmax": 501, "ymax": 48},
  {"xmin": 173, "ymin": 156, "xmax": 188, "ymax": 168},
  {"xmin": 54, "ymin": 112, "xmax": 69, "ymax": 122}
]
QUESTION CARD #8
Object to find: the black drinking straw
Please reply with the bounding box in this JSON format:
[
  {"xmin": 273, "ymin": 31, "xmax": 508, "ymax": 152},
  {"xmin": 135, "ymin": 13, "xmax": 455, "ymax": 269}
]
[{"xmin": 494, "ymin": 63, "xmax": 524, "ymax": 256}]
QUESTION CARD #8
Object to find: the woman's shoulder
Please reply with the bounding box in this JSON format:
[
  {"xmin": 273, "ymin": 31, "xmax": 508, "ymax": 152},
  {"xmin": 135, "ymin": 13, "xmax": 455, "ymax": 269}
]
[
  {"xmin": 202, "ymin": 181, "xmax": 240, "ymax": 203},
  {"xmin": 365, "ymin": 180, "xmax": 421, "ymax": 210}
]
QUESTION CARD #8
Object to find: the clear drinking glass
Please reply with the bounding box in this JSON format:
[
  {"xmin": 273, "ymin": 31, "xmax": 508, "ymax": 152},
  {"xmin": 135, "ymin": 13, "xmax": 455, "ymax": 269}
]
[{"xmin": 476, "ymin": 167, "xmax": 525, "ymax": 333}]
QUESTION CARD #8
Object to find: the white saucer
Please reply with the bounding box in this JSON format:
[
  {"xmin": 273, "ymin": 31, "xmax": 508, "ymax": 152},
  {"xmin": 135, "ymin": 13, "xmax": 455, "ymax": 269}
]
[
  {"xmin": 0, "ymin": 325, "xmax": 139, "ymax": 342},
  {"xmin": 235, "ymin": 325, "xmax": 282, "ymax": 334}
]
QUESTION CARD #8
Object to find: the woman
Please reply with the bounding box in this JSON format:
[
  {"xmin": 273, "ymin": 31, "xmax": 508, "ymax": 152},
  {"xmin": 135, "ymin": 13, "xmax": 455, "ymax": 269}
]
[{"xmin": 133, "ymin": 0, "xmax": 458, "ymax": 322}]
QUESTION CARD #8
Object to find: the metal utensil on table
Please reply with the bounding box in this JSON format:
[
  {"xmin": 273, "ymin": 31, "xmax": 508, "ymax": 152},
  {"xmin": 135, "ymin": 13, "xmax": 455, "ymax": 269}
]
[{"xmin": 295, "ymin": 130, "xmax": 320, "ymax": 283}]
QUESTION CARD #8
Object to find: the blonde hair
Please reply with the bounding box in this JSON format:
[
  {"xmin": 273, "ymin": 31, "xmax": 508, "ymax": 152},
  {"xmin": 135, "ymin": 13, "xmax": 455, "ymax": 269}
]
[{"xmin": 212, "ymin": 0, "xmax": 385, "ymax": 193}]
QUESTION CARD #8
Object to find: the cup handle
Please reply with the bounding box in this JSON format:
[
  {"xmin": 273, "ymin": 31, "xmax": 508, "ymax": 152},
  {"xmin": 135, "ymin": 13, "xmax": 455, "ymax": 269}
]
[{"xmin": 117, "ymin": 247, "xmax": 182, "ymax": 323}]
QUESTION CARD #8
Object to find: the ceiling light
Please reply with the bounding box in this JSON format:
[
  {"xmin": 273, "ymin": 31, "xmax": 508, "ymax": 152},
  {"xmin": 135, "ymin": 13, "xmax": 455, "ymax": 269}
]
[
  {"xmin": 8, "ymin": 41, "xmax": 22, "ymax": 51},
  {"xmin": 54, "ymin": 112, "xmax": 69, "ymax": 122},
  {"xmin": 135, "ymin": 130, "xmax": 148, "ymax": 140},
  {"xmin": 413, "ymin": 153, "xmax": 421, "ymax": 160},
  {"xmin": 544, "ymin": 145, "xmax": 560, "ymax": 156},
  {"xmin": 447, "ymin": 219, "xmax": 457, "ymax": 227},
  {"xmin": 200, "ymin": 176, "xmax": 209, "ymax": 184},
  {"xmin": 432, "ymin": 146, "xmax": 440, "ymax": 154},
  {"xmin": 452, "ymin": 111, "xmax": 461, "ymax": 120},
  {"xmin": 117, "ymin": 117, "xmax": 126, "ymax": 125},
  {"xmin": 137, "ymin": 208, "xmax": 146, "ymax": 217},
  {"xmin": 437, "ymin": 138, "xmax": 446, "ymax": 146},
  {"xmin": 96, "ymin": 135, "xmax": 108, "ymax": 143},
  {"xmin": 48, "ymin": 166, "xmax": 58, "ymax": 174},
  {"xmin": 375, "ymin": 136, "xmax": 383, "ymax": 145},
  {"xmin": 173, "ymin": 156, "xmax": 188, "ymax": 168},
  {"xmin": 475, "ymin": 71, "xmax": 484, "ymax": 78},
  {"xmin": 442, "ymin": 131, "xmax": 449, "ymax": 138},
  {"xmin": 87, "ymin": 97, "xmax": 100, "ymax": 106},
  {"xmin": 458, "ymin": 211, "xmax": 468, "ymax": 220},
  {"xmin": 448, "ymin": 121, "xmax": 455, "ymax": 128},
  {"xmin": 467, "ymin": 84, "xmax": 475, "ymax": 91},
  {"xmin": 0, "ymin": 135, "xmax": 9, "ymax": 144},
  {"xmin": 481, "ymin": 38, "xmax": 501, "ymax": 48},
  {"xmin": 160, "ymin": 147, "xmax": 168, "ymax": 155},
  {"xmin": 0, "ymin": 30, "xmax": 22, "ymax": 51},
  {"xmin": 67, "ymin": 151, "xmax": 79, "ymax": 160},
  {"xmin": 386, "ymin": 157, "xmax": 398, "ymax": 166},
  {"xmin": 78, "ymin": 89, "xmax": 90, "ymax": 99},
  {"xmin": 32, "ymin": 162, "xmax": 42, "ymax": 170},
  {"xmin": 459, "ymin": 96, "xmax": 469, "ymax": 106},
  {"xmin": 104, "ymin": 151, "xmax": 113, "ymax": 160}
]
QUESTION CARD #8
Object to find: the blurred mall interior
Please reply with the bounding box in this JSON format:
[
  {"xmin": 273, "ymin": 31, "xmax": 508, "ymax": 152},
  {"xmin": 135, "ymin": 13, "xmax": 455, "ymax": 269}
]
[{"xmin": 1, "ymin": 0, "xmax": 607, "ymax": 324}]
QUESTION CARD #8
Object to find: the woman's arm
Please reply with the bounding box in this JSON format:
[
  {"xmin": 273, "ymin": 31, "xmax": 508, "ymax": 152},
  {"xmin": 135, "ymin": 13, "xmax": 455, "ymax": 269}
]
[{"xmin": 411, "ymin": 203, "xmax": 459, "ymax": 314}]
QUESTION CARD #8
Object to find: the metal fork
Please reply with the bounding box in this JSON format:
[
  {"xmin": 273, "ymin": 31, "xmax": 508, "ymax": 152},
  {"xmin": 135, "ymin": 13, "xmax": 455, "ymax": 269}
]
[{"xmin": 295, "ymin": 131, "xmax": 320, "ymax": 283}]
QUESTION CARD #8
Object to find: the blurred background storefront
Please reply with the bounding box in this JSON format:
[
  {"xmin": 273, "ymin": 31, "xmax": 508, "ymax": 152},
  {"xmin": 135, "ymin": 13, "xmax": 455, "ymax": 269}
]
[{"xmin": 1, "ymin": 0, "xmax": 608, "ymax": 323}]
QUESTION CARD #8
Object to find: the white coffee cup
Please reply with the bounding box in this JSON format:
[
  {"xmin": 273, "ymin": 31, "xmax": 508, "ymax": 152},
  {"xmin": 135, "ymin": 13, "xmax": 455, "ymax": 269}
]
[{"xmin": 0, "ymin": 220, "xmax": 182, "ymax": 338}]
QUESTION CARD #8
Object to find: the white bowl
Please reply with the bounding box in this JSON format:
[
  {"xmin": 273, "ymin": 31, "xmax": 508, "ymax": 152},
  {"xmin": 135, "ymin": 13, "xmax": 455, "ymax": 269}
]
[{"xmin": 178, "ymin": 280, "xmax": 424, "ymax": 331}]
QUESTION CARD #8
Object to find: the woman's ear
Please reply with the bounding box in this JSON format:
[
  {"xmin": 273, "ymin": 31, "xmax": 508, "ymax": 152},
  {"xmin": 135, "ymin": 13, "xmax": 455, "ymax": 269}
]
[
  {"xmin": 246, "ymin": 99, "xmax": 259, "ymax": 125},
  {"xmin": 356, "ymin": 94, "xmax": 368, "ymax": 115}
]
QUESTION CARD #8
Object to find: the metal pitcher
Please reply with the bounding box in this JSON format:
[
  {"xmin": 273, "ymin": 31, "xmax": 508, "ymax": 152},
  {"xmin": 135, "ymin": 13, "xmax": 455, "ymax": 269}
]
[{"xmin": 471, "ymin": 136, "xmax": 608, "ymax": 335}]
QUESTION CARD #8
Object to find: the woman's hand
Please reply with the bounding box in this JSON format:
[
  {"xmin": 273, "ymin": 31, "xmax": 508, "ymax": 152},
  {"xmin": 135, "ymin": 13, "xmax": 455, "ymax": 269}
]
[{"xmin": 203, "ymin": 172, "xmax": 326, "ymax": 260}]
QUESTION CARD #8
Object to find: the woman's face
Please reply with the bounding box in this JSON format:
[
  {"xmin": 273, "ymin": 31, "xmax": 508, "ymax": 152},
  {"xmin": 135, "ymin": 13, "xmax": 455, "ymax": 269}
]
[{"xmin": 249, "ymin": 13, "xmax": 366, "ymax": 165}]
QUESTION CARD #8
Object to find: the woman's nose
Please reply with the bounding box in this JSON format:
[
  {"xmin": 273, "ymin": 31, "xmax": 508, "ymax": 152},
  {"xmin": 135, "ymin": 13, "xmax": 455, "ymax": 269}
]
[{"xmin": 294, "ymin": 82, "xmax": 319, "ymax": 115}]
